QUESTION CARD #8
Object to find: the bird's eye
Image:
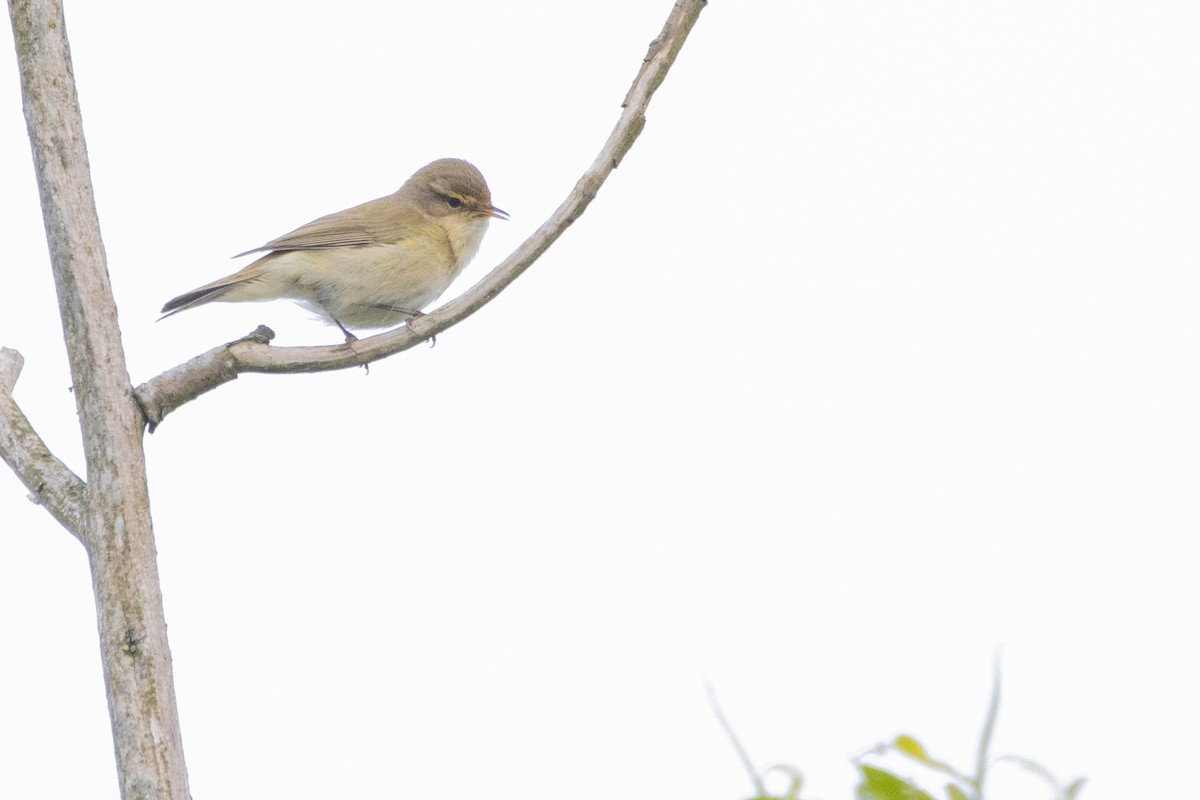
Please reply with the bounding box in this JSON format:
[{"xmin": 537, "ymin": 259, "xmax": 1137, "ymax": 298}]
[{"xmin": 445, "ymin": 197, "xmax": 463, "ymax": 209}]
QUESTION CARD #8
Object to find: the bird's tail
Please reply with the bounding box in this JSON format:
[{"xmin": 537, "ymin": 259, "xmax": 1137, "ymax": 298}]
[
  {"xmin": 159, "ymin": 283, "xmax": 241, "ymax": 319},
  {"xmin": 158, "ymin": 259, "xmax": 279, "ymax": 321}
]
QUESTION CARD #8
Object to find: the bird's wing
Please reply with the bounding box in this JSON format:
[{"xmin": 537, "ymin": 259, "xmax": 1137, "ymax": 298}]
[{"xmin": 233, "ymin": 194, "xmax": 407, "ymax": 256}]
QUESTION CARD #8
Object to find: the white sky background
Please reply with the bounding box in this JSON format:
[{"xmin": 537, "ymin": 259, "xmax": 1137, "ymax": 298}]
[{"xmin": 2, "ymin": 1, "xmax": 1197, "ymax": 798}]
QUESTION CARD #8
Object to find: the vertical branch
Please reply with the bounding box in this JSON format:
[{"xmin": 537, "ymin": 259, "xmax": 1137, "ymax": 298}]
[
  {"xmin": 8, "ymin": 1, "xmax": 190, "ymax": 798},
  {"xmin": 973, "ymin": 652, "xmax": 1003, "ymax": 799}
]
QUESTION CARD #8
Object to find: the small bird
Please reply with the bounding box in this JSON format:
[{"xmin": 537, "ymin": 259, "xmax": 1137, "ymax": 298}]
[{"xmin": 160, "ymin": 158, "xmax": 507, "ymax": 339}]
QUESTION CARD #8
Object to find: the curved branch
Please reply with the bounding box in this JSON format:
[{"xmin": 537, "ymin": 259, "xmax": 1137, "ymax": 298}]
[
  {"xmin": 135, "ymin": 0, "xmax": 708, "ymax": 431},
  {"xmin": 0, "ymin": 347, "xmax": 86, "ymax": 536}
]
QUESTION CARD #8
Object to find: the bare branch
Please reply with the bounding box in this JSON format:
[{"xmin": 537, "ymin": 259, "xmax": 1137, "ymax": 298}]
[
  {"xmin": 0, "ymin": 347, "xmax": 86, "ymax": 536},
  {"xmin": 9, "ymin": 0, "xmax": 190, "ymax": 797},
  {"xmin": 0, "ymin": 349, "xmax": 18, "ymax": 389},
  {"xmin": 134, "ymin": 0, "xmax": 709, "ymax": 431}
]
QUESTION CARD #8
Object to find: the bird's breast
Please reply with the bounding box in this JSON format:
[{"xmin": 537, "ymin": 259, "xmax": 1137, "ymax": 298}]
[
  {"xmin": 262, "ymin": 215, "xmax": 491, "ymax": 329},
  {"xmin": 441, "ymin": 215, "xmax": 491, "ymax": 280}
]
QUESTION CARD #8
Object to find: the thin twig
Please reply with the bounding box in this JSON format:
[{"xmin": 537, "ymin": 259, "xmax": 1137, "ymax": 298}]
[
  {"xmin": 973, "ymin": 650, "xmax": 1004, "ymax": 799},
  {"xmin": 707, "ymin": 683, "xmax": 768, "ymax": 799}
]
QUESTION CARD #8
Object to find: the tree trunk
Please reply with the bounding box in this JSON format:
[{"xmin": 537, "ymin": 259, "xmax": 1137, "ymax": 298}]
[{"xmin": 8, "ymin": 1, "xmax": 190, "ymax": 797}]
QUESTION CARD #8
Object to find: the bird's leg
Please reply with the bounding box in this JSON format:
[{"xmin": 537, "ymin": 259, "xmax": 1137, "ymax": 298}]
[
  {"xmin": 408, "ymin": 312, "xmax": 436, "ymax": 348},
  {"xmin": 373, "ymin": 305, "xmax": 435, "ymax": 347},
  {"xmin": 332, "ymin": 318, "xmax": 358, "ymax": 344},
  {"xmin": 331, "ymin": 317, "xmax": 370, "ymax": 374}
]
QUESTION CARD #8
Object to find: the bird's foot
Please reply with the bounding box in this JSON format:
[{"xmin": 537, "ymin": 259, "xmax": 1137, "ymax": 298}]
[{"xmin": 404, "ymin": 311, "xmax": 436, "ymax": 348}]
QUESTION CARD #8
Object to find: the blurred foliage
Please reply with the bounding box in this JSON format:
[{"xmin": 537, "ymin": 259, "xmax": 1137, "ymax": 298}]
[
  {"xmin": 711, "ymin": 660, "xmax": 1086, "ymax": 800},
  {"xmin": 850, "ymin": 733, "xmax": 1086, "ymax": 800}
]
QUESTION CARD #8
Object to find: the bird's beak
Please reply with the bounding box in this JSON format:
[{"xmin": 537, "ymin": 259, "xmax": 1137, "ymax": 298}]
[{"xmin": 481, "ymin": 205, "xmax": 509, "ymax": 220}]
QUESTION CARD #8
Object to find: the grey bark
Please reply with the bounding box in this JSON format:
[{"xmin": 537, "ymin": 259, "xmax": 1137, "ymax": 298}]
[
  {"xmin": 0, "ymin": 346, "xmax": 86, "ymax": 534},
  {"xmin": 7, "ymin": 1, "xmax": 189, "ymax": 797}
]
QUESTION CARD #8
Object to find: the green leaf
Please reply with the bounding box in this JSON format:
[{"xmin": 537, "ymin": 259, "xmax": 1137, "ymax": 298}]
[
  {"xmin": 945, "ymin": 784, "xmax": 970, "ymax": 800},
  {"xmin": 892, "ymin": 734, "xmax": 961, "ymax": 778},
  {"xmin": 855, "ymin": 765, "xmax": 937, "ymax": 800},
  {"xmin": 894, "ymin": 735, "xmax": 931, "ymax": 761}
]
